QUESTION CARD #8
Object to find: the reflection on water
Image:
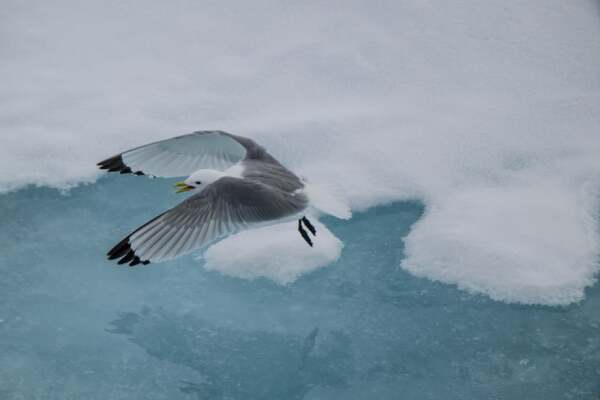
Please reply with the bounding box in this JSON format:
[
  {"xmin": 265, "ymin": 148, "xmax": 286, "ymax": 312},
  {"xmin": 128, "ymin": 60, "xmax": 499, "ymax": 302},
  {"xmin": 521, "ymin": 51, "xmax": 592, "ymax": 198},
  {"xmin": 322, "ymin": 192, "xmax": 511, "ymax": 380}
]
[{"xmin": 108, "ymin": 308, "xmax": 352, "ymax": 400}]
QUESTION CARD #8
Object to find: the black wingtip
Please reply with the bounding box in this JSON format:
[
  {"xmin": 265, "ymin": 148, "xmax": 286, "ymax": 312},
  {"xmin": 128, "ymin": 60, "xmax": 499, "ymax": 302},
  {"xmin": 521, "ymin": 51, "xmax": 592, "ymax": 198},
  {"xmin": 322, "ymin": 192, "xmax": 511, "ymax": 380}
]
[
  {"xmin": 107, "ymin": 237, "xmax": 150, "ymax": 267},
  {"xmin": 129, "ymin": 256, "xmax": 141, "ymax": 267},
  {"xmin": 107, "ymin": 212, "xmax": 168, "ymax": 267},
  {"xmin": 97, "ymin": 154, "xmax": 126, "ymax": 172},
  {"xmin": 107, "ymin": 237, "xmax": 130, "ymax": 259},
  {"xmin": 97, "ymin": 154, "xmax": 144, "ymax": 176},
  {"xmin": 117, "ymin": 249, "xmax": 136, "ymax": 265}
]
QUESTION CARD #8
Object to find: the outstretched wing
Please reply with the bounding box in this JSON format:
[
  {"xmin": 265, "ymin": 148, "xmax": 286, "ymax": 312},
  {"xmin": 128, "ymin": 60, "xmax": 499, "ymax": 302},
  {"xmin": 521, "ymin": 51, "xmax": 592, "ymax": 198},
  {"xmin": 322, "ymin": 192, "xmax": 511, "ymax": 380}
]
[
  {"xmin": 97, "ymin": 130, "xmax": 257, "ymax": 177},
  {"xmin": 107, "ymin": 177, "xmax": 308, "ymax": 266}
]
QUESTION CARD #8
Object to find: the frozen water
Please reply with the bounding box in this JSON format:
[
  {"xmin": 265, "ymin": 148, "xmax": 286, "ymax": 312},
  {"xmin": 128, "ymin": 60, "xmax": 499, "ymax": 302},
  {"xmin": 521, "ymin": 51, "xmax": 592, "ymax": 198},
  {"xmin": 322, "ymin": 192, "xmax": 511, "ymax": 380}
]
[
  {"xmin": 1, "ymin": 179, "xmax": 599, "ymax": 399},
  {"xmin": 201, "ymin": 220, "xmax": 344, "ymax": 285}
]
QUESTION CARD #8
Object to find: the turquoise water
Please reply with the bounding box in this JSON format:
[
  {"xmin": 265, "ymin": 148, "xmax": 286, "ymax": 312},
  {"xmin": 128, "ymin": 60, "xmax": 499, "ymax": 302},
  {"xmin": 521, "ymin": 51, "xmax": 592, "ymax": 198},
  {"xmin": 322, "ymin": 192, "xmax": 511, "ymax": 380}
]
[{"xmin": 1, "ymin": 176, "xmax": 599, "ymax": 399}]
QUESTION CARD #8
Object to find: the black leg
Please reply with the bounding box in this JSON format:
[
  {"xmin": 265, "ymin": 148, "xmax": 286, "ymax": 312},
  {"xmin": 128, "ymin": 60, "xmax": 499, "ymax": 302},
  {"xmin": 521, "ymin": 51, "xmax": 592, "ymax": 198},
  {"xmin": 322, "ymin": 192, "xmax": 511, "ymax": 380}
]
[
  {"xmin": 298, "ymin": 219, "xmax": 313, "ymax": 247},
  {"xmin": 301, "ymin": 216, "xmax": 316, "ymax": 236}
]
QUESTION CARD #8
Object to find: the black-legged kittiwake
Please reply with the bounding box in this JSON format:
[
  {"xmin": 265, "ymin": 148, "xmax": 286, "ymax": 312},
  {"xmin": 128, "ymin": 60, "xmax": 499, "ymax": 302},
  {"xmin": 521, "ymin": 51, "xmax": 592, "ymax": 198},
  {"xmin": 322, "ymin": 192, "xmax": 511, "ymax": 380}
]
[{"xmin": 98, "ymin": 131, "xmax": 350, "ymax": 266}]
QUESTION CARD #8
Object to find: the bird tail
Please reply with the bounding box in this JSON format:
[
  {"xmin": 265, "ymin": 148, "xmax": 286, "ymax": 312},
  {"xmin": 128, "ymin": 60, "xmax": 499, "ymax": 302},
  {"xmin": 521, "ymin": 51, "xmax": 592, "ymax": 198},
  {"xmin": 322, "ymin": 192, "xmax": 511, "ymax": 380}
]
[{"xmin": 303, "ymin": 182, "xmax": 351, "ymax": 220}]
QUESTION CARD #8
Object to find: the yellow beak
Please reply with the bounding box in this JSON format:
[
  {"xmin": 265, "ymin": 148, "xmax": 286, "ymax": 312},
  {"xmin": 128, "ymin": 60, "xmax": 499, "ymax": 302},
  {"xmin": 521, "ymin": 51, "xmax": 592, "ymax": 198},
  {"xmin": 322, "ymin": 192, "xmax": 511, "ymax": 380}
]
[{"xmin": 175, "ymin": 182, "xmax": 195, "ymax": 193}]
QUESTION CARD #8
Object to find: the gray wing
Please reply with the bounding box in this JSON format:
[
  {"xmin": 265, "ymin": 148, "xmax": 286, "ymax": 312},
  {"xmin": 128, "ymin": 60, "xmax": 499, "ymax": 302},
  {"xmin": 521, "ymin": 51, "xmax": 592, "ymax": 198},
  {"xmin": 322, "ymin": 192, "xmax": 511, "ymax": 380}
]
[
  {"xmin": 107, "ymin": 177, "xmax": 308, "ymax": 266},
  {"xmin": 98, "ymin": 130, "xmax": 260, "ymax": 177}
]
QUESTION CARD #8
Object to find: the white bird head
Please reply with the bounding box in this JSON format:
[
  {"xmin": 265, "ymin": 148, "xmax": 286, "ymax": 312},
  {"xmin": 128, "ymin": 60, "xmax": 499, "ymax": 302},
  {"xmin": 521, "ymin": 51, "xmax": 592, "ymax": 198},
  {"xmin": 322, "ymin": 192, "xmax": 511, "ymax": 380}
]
[{"xmin": 175, "ymin": 169, "xmax": 225, "ymax": 193}]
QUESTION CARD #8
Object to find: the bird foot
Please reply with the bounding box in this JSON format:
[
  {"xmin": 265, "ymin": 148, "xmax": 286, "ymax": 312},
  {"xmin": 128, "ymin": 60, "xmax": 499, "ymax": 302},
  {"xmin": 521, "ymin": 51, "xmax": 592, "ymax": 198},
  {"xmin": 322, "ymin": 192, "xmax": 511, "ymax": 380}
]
[{"xmin": 298, "ymin": 216, "xmax": 317, "ymax": 247}]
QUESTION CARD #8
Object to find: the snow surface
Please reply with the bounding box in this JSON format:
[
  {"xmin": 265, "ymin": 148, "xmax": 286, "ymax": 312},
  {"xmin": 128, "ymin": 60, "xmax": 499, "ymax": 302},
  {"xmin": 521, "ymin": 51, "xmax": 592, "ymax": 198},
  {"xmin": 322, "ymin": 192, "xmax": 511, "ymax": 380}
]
[{"xmin": 2, "ymin": 0, "xmax": 600, "ymax": 304}]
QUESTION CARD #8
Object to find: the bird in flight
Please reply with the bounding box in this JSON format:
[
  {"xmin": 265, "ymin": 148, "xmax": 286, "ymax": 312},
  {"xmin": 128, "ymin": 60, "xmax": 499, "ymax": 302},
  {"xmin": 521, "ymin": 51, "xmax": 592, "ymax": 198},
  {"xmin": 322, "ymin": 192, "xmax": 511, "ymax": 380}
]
[{"xmin": 98, "ymin": 131, "xmax": 338, "ymax": 267}]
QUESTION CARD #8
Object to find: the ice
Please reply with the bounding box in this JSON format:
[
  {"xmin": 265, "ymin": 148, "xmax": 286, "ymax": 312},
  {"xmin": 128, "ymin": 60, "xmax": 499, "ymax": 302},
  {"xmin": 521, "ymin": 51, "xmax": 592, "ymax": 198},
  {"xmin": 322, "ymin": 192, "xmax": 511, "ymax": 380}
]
[
  {"xmin": 202, "ymin": 220, "xmax": 343, "ymax": 285},
  {"xmin": 403, "ymin": 177, "xmax": 600, "ymax": 305},
  {"xmin": 1, "ymin": 181, "xmax": 600, "ymax": 398}
]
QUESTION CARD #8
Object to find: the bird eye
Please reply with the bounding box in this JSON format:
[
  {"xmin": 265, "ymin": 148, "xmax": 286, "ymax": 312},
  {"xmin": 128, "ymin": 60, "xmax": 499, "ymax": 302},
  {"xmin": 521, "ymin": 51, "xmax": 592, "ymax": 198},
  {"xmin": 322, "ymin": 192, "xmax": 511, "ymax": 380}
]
[{"xmin": 195, "ymin": 181, "xmax": 202, "ymax": 185}]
